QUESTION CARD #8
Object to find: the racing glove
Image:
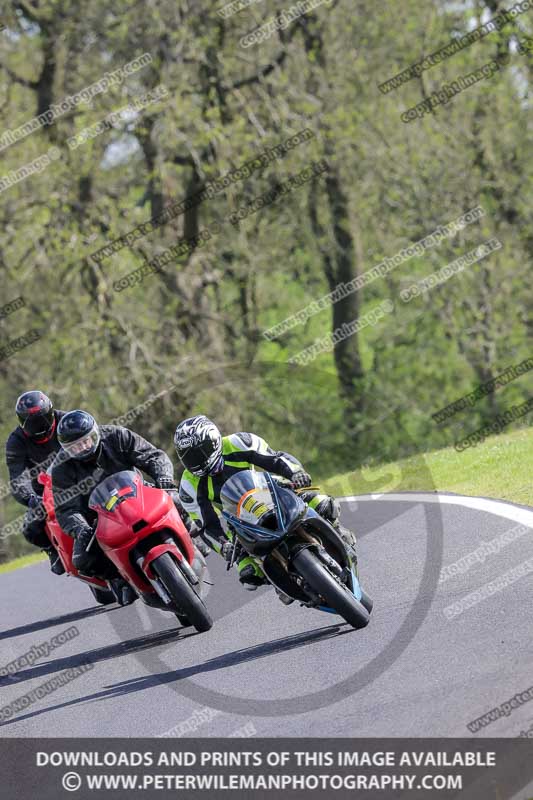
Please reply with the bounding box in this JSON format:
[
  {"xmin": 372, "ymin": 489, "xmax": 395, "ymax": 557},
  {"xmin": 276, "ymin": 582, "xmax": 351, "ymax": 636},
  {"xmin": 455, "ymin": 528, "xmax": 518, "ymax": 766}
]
[
  {"xmin": 292, "ymin": 470, "xmax": 312, "ymax": 489},
  {"xmin": 157, "ymin": 478, "xmax": 178, "ymax": 492},
  {"xmin": 157, "ymin": 477, "xmax": 180, "ymax": 506},
  {"xmin": 28, "ymin": 493, "xmax": 41, "ymax": 509},
  {"xmin": 27, "ymin": 493, "xmax": 46, "ymax": 522}
]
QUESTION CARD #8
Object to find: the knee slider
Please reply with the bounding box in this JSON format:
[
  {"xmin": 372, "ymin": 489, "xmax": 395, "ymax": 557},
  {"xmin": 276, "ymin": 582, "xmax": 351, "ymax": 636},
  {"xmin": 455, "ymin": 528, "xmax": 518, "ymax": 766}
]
[{"xmin": 313, "ymin": 495, "xmax": 341, "ymax": 524}]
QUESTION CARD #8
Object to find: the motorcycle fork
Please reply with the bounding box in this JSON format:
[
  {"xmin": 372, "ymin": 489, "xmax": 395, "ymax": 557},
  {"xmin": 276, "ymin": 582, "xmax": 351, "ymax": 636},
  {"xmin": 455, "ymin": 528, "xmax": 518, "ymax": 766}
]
[
  {"xmin": 297, "ymin": 528, "xmax": 321, "ymax": 547},
  {"xmin": 134, "ymin": 554, "xmax": 172, "ymax": 604},
  {"xmin": 271, "ymin": 528, "xmax": 320, "ymax": 570}
]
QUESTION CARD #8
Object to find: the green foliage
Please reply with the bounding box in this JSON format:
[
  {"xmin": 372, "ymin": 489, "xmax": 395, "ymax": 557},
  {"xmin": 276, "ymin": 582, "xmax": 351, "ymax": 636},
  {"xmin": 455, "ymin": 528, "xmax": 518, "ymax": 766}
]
[{"xmin": 0, "ymin": 0, "xmax": 531, "ymax": 561}]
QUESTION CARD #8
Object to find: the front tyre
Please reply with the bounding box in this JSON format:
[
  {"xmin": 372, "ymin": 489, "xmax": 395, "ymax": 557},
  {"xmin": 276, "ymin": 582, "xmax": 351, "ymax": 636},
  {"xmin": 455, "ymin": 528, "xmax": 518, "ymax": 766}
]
[
  {"xmin": 151, "ymin": 552, "xmax": 213, "ymax": 633},
  {"xmin": 293, "ymin": 548, "xmax": 370, "ymax": 629},
  {"xmin": 360, "ymin": 589, "xmax": 374, "ymax": 613}
]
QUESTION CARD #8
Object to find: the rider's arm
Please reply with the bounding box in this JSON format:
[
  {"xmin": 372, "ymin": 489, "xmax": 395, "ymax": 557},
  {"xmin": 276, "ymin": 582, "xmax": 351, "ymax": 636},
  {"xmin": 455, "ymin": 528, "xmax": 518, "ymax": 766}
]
[
  {"xmin": 179, "ymin": 477, "xmax": 226, "ymax": 548},
  {"xmin": 111, "ymin": 426, "xmax": 175, "ymax": 486},
  {"xmin": 51, "ymin": 463, "xmax": 93, "ymax": 539},
  {"xmin": 227, "ymin": 432, "xmax": 304, "ymax": 480},
  {"xmin": 178, "ymin": 476, "xmax": 202, "ymax": 523},
  {"xmin": 5, "ymin": 433, "xmax": 33, "ymax": 507},
  {"xmin": 198, "ymin": 501, "xmax": 227, "ymax": 549}
]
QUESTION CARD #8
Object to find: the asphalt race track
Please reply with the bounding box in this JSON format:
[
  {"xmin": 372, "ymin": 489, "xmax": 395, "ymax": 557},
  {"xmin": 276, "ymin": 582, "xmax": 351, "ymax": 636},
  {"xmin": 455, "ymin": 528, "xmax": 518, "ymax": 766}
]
[{"xmin": 1, "ymin": 494, "xmax": 532, "ymax": 738}]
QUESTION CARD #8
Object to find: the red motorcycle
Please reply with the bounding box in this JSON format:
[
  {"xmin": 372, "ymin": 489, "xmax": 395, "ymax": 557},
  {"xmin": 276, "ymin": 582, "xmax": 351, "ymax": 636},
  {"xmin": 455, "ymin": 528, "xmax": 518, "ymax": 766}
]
[
  {"xmin": 39, "ymin": 469, "xmax": 212, "ymax": 632},
  {"xmin": 40, "ymin": 471, "xmax": 116, "ymax": 607}
]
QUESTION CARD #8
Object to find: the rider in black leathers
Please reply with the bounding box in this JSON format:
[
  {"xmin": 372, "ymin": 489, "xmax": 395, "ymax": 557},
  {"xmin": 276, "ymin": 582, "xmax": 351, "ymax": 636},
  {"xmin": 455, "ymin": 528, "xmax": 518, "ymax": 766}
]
[
  {"xmin": 51, "ymin": 410, "xmax": 196, "ymax": 604},
  {"xmin": 5, "ymin": 391, "xmax": 66, "ymax": 574}
]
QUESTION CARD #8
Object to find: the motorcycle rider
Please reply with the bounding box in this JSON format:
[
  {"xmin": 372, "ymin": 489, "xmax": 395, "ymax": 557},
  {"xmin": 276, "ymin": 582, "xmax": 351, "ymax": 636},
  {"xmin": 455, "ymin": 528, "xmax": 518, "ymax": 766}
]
[
  {"xmin": 5, "ymin": 391, "xmax": 66, "ymax": 574},
  {"xmin": 174, "ymin": 415, "xmax": 356, "ymax": 589},
  {"xmin": 51, "ymin": 409, "xmax": 199, "ymax": 605}
]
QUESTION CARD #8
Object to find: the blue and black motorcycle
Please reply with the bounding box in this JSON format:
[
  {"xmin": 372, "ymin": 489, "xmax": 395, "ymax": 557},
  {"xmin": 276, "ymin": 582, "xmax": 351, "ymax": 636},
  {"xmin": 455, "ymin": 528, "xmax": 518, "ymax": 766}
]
[{"xmin": 220, "ymin": 470, "xmax": 373, "ymax": 630}]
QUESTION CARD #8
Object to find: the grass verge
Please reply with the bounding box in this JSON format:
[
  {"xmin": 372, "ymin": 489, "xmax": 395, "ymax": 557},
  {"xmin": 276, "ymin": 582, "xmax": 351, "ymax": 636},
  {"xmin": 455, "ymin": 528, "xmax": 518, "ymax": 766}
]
[
  {"xmin": 323, "ymin": 426, "xmax": 533, "ymax": 507},
  {"xmin": 0, "ymin": 552, "xmax": 46, "ymax": 575}
]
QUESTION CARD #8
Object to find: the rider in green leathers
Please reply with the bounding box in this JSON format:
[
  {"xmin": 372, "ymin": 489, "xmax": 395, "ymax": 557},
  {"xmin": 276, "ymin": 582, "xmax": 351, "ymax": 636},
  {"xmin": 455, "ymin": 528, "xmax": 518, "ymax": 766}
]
[{"xmin": 174, "ymin": 415, "xmax": 356, "ymax": 589}]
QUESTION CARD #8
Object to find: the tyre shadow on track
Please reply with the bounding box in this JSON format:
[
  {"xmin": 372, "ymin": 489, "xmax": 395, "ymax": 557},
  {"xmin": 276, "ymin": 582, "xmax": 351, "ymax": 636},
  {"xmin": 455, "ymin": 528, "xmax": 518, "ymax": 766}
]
[
  {"xmin": 0, "ymin": 605, "xmax": 112, "ymax": 643},
  {"xmin": 0, "ymin": 623, "xmax": 353, "ymax": 727},
  {"xmin": 0, "ymin": 626, "xmax": 198, "ymax": 689}
]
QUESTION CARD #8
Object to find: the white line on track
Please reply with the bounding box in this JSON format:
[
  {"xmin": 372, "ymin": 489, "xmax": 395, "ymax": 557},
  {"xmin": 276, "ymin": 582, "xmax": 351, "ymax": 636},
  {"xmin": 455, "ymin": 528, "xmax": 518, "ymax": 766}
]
[{"xmin": 341, "ymin": 492, "xmax": 533, "ymax": 529}]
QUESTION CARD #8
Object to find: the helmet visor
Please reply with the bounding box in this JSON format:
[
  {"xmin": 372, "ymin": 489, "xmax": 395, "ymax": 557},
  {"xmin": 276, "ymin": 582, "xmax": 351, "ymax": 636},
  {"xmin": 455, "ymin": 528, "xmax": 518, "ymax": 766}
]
[
  {"xmin": 179, "ymin": 439, "xmax": 218, "ymax": 474},
  {"xmin": 20, "ymin": 409, "xmax": 54, "ymax": 438},
  {"xmin": 61, "ymin": 427, "xmax": 100, "ymax": 459}
]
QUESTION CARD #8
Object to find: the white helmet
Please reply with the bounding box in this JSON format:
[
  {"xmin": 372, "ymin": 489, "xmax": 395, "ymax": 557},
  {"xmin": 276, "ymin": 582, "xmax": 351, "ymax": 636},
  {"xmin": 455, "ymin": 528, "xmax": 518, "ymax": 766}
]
[{"xmin": 174, "ymin": 415, "xmax": 223, "ymax": 476}]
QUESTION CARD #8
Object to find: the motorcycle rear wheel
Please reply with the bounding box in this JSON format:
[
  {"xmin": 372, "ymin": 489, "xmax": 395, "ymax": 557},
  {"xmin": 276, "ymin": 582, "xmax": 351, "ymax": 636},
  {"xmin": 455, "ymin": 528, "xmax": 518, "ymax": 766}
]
[
  {"xmin": 293, "ymin": 548, "xmax": 370, "ymax": 629},
  {"xmin": 151, "ymin": 552, "xmax": 213, "ymax": 633}
]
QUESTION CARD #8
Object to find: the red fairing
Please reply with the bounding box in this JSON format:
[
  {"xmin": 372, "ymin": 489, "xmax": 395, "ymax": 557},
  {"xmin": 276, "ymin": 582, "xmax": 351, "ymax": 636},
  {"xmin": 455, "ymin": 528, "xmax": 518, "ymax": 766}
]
[
  {"xmin": 40, "ymin": 469, "xmax": 197, "ymax": 599},
  {"xmin": 94, "ymin": 477, "xmax": 176, "ymax": 547},
  {"xmin": 142, "ymin": 543, "xmax": 184, "ymax": 580},
  {"xmin": 90, "ymin": 472, "xmax": 195, "ymax": 594},
  {"xmin": 39, "ymin": 472, "xmax": 107, "ymax": 588}
]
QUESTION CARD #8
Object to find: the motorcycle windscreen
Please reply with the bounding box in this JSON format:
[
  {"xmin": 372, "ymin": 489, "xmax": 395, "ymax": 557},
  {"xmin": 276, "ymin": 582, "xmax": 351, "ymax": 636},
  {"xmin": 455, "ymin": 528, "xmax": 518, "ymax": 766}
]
[
  {"xmin": 220, "ymin": 470, "xmax": 306, "ymax": 532},
  {"xmin": 270, "ymin": 480, "xmax": 307, "ymax": 530},
  {"xmin": 88, "ymin": 470, "xmax": 139, "ymax": 513},
  {"xmin": 220, "ymin": 470, "xmax": 276, "ymax": 527}
]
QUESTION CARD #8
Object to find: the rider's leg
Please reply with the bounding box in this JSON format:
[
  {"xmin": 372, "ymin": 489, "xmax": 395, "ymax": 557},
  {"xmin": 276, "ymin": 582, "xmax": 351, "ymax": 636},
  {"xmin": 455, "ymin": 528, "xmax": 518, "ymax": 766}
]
[
  {"xmin": 23, "ymin": 509, "xmax": 65, "ymax": 575},
  {"xmin": 84, "ymin": 546, "xmax": 136, "ymax": 605},
  {"xmin": 187, "ymin": 523, "xmax": 211, "ymax": 558},
  {"xmin": 209, "ymin": 528, "xmax": 266, "ymax": 589},
  {"xmin": 236, "ymin": 555, "xmax": 266, "ymax": 589},
  {"xmin": 174, "ymin": 504, "xmax": 211, "ymax": 558},
  {"xmin": 72, "ymin": 530, "xmax": 136, "ymax": 605},
  {"xmin": 299, "ymin": 490, "xmax": 357, "ymax": 551}
]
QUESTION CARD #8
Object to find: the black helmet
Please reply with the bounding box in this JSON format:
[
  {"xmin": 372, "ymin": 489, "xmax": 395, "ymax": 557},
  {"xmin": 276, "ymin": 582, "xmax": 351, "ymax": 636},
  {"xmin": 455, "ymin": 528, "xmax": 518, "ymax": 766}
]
[
  {"xmin": 174, "ymin": 415, "xmax": 223, "ymax": 476},
  {"xmin": 57, "ymin": 410, "xmax": 101, "ymax": 460},
  {"xmin": 16, "ymin": 391, "xmax": 55, "ymax": 442}
]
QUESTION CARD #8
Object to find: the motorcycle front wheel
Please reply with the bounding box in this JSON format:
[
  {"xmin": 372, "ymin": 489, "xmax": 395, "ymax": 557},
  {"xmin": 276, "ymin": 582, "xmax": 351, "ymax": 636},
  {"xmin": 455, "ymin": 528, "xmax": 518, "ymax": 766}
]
[
  {"xmin": 151, "ymin": 552, "xmax": 213, "ymax": 633},
  {"xmin": 293, "ymin": 548, "xmax": 370, "ymax": 629}
]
